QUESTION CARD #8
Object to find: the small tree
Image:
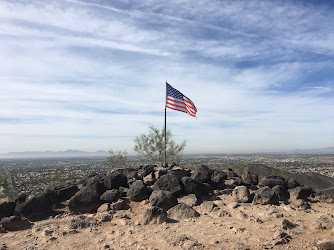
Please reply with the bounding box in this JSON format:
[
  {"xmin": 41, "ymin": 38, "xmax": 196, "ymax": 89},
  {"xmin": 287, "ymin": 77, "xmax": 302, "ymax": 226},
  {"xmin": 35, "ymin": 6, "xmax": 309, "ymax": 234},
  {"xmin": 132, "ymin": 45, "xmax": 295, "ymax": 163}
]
[
  {"xmin": 106, "ymin": 149, "xmax": 128, "ymax": 169},
  {"xmin": 134, "ymin": 125, "xmax": 186, "ymax": 165}
]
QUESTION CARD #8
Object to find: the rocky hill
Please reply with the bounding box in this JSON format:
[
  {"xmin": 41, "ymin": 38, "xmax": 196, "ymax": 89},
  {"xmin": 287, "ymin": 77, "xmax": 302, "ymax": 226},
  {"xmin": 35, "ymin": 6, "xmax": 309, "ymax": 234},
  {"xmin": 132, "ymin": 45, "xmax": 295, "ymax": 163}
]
[
  {"xmin": 229, "ymin": 163, "xmax": 334, "ymax": 196},
  {"xmin": 0, "ymin": 164, "xmax": 333, "ymax": 249}
]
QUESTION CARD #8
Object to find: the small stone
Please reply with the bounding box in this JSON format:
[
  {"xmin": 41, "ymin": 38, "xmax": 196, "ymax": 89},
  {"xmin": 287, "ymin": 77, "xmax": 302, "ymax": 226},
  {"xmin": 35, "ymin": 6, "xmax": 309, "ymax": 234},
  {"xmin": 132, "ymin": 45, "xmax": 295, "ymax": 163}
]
[
  {"xmin": 314, "ymin": 239, "xmax": 334, "ymax": 250},
  {"xmin": 44, "ymin": 229, "xmax": 53, "ymax": 236},
  {"xmin": 282, "ymin": 219, "xmax": 297, "ymax": 230}
]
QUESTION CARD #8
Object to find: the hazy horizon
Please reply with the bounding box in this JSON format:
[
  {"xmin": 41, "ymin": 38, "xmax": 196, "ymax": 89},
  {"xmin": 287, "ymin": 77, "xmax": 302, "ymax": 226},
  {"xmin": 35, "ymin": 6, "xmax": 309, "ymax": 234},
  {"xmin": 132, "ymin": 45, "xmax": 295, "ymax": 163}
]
[{"xmin": 1, "ymin": 0, "xmax": 333, "ymax": 154}]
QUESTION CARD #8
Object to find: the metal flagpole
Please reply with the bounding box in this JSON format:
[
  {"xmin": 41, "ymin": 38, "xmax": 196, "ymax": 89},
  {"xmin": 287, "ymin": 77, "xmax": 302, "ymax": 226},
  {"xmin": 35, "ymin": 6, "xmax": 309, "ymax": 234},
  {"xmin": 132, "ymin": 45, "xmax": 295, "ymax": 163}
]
[{"xmin": 164, "ymin": 81, "xmax": 167, "ymax": 167}]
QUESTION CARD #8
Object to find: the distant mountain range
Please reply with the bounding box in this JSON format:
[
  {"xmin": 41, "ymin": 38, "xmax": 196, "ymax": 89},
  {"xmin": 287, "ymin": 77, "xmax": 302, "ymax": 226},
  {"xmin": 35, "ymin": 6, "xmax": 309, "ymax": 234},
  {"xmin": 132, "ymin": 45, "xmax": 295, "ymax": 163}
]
[
  {"xmin": 0, "ymin": 146, "xmax": 334, "ymax": 159},
  {"xmin": 289, "ymin": 146, "xmax": 334, "ymax": 154},
  {"xmin": 0, "ymin": 150, "xmax": 109, "ymax": 159}
]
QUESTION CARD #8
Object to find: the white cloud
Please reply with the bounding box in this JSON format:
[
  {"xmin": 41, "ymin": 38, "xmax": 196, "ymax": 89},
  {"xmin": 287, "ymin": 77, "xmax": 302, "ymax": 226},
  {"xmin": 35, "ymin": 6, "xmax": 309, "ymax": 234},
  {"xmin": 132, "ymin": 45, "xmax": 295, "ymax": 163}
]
[{"xmin": 0, "ymin": 0, "xmax": 333, "ymax": 153}]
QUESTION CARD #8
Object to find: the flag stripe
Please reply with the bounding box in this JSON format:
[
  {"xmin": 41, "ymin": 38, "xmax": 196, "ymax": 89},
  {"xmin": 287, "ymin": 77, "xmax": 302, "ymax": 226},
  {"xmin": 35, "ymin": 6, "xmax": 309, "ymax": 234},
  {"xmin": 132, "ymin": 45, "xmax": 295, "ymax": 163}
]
[{"xmin": 165, "ymin": 83, "xmax": 197, "ymax": 117}]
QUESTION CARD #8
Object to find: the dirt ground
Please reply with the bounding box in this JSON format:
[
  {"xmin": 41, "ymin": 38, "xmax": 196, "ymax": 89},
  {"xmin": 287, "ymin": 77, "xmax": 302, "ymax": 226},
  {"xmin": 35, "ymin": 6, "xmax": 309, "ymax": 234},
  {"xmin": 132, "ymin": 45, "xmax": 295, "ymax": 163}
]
[{"xmin": 1, "ymin": 194, "xmax": 333, "ymax": 250}]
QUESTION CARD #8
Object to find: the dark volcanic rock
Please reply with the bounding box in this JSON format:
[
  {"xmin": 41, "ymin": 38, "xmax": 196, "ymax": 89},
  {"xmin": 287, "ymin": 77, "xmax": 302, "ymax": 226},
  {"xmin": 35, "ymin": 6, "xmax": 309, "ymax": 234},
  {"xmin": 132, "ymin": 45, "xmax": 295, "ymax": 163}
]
[
  {"xmin": 232, "ymin": 186, "xmax": 251, "ymax": 203},
  {"xmin": 191, "ymin": 165, "xmax": 213, "ymax": 183},
  {"xmin": 287, "ymin": 178, "xmax": 300, "ymax": 189},
  {"xmin": 118, "ymin": 187, "xmax": 129, "ymax": 197},
  {"xmin": 152, "ymin": 174, "xmax": 183, "ymax": 196},
  {"xmin": 143, "ymin": 172, "xmax": 156, "ymax": 185},
  {"xmin": 0, "ymin": 202, "xmax": 16, "ymax": 220},
  {"xmin": 181, "ymin": 177, "xmax": 203, "ymax": 197},
  {"xmin": 16, "ymin": 191, "xmax": 58, "ymax": 219},
  {"xmin": 241, "ymin": 171, "xmax": 259, "ymax": 185},
  {"xmin": 289, "ymin": 186, "xmax": 313, "ymax": 201},
  {"xmin": 138, "ymin": 165, "xmax": 156, "ymax": 178},
  {"xmin": 154, "ymin": 168, "xmax": 167, "ymax": 179},
  {"xmin": 149, "ymin": 190, "xmax": 178, "ymax": 210},
  {"xmin": 167, "ymin": 203, "xmax": 200, "ymax": 221},
  {"xmin": 314, "ymin": 240, "xmax": 334, "ymax": 250},
  {"xmin": 224, "ymin": 168, "xmax": 238, "ymax": 178},
  {"xmin": 68, "ymin": 181, "xmax": 104, "ymax": 213},
  {"xmin": 127, "ymin": 180, "xmax": 150, "ymax": 202},
  {"xmin": 211, "ymin": 170, "xmax": 227, "ymax": 189},
  {"xmin": 47, "ymin": 183, "xmax": 79, "ymax": 202},
  {"xmin": 258, "ymin": 176, "xmax": 287, "ymax": 188},
  {"xmin": 202, "ymin": 182, "xmax": 214, "ymax": 195},
  {"xmin": 140, "ymin": 206, "xmax": 167, "ymax": 225},
  {"xmin": 14, "ymin": 192, "xmax": 28, "ymax": 204},
  {"xmin": 273, "ymin": 185, "xmax": 290, "ymax": 201},
  {"xmin": 282, "ymin": 219, "xmax": 297, "ymax": 230},
  {"xmin": 253, "ymin": 186, "xmax": 279, "ymax": 205},
  {"xmin": 100, "ymin": 189, "xmax": 121, "ymax": 203},
  {"xmin": 104, "ymin": 171, "xmax": 128, "ymax": 190},
  {"xmin": 0, "ymin": 216, "xmax": 32, "ymax": 231},
  {"xmin": 168, "ymin": 168, "xmax": 190, "ymax": 181}
]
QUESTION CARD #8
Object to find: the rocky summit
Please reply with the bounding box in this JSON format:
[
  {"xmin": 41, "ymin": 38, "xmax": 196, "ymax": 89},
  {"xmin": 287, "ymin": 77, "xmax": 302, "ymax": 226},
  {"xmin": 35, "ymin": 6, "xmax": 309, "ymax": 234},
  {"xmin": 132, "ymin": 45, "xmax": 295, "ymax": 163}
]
[{"xmin": 0, "ymin": 164, "xmax": 333, "ymax": 249}]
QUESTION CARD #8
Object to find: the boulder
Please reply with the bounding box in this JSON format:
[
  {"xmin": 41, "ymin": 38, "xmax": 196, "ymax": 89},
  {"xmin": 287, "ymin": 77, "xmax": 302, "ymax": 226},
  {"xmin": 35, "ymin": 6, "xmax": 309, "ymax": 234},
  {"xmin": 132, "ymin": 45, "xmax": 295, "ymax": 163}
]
[
  {"xmin": 191, "ymin": 165, "xmax": 213, "ymax": 183},
  {"xmin": 100, "ymin": 189, "xmax": 121, "ymax": 203},
  {"xmin": 0, "ymin": 216, "xmax": 32, "ymax": 231},
  {"xmin": 210, "ymin": 170, "xmax": 227, "ymax": 189},
  {"xmin": 16, "ymin": 191, "xmax": 58, "ymax": 219},
  {"xmin": 167, "ymin": 203, "xmax": 200, "ymax": 221},
  {"xmin": 202, "ymin": 182, "xmax": 214, "ymax": 195},
  {"xmin": 200, "ymin": 201, "xmax": 217, "ymax": 213},
  {"xmin": 289, "ymin": 186, "xmax": 313, "ymax": 201},
  {"xmin": 258, "ymin": 176, "xmax": 287, "ymax": 188},
  {"xmin": 127, "ymin": 170, "xmax": 140, "ymax": 185},
  {"xmin": 152, "ymin": 174, "xmax": 183, "ymax": 196},
  {"xmin": 181, "ymin": 177, "xmax": 203, "ymax": 197},
  {"xmin": 241, "ymin": 171, "xmax": 258, "ymax": 185},
  {"xmin": 273, "ymin": 185, "xmax": 290, "ymax": 201},
  {"xmin": 149, "ymin": 190, "xmax": 178, "ymax": 210},
  {"xmin": 143, "ymin": 172, "xmax": 156, "ymax": 185},
  {"xmin": 177, "ymin": 194, "xmax": 200, "ymax": 207},
  {"xmin": 68, "ymin": 181, "xmax": 104, "ymax": 213},
  {"xmin": 224, "ymin": 168, "xmax": 238, "ymax": 178},
  {"xmin": 14, "ymin": 192, "xmax": 28, "ymax": 204},
  {"xmin": 168, "ymin": 168, "xmax": 190, "ymax": 181},
  {"xmin": 0, "ymin": 202, "xmax": 16, "ymax": 220},
  {"xmin": 314, "ymin": 240, "xmax": 334, "ymax": 250},
  {"xmin": 232, "ymin": 186, "xmax": 251, "ymax": 203},
  {"xmin": 154, "ymin": 168, "xmax": 167, "ymax": 180},
  {"xmin": 293, "ymin": 199, "xmax": 311, "ymax": 210},
  {"xmin": 127, "ymin": 180, "xmax": 150, "ymax": 202},
  {"xmin": 287, "ymin": 178, "xmax": 300, "ymax": 189},
  {"xmin": 85, "ymin": 174, "xmax": 105, "ymax": 187},
  {"xmin": 110, "ymin": 199, "xmax": 129, "ymax": 210},
  {"xmin": 104, "ymin": 171, "xmax": 128, "ymax": 190},
  {"xmin": 138, "ymin": 165, "xmax": 156, "ymax": 178},
  {"xmin": 118, "ymin": 187, "xmax": 128, "ymax": 197},
  {"xmin": 252, "ymin": 186, "xmax": 279, "ymax": 205},
  {"xmin": 46, "ymin": 183, "xmax": 79, "ymax": 202},
  {"xmin": 140, "ymin": 206, "xmax": 167, "ymax": 225}
]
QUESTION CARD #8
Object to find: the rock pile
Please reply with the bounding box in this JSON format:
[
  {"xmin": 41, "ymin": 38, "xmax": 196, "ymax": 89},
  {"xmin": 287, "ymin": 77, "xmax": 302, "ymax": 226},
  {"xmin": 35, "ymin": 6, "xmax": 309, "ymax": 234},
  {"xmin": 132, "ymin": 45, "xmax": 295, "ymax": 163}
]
[{"xmin": 0, "ymin": 164, "xmax": 317, "ymax": 232}]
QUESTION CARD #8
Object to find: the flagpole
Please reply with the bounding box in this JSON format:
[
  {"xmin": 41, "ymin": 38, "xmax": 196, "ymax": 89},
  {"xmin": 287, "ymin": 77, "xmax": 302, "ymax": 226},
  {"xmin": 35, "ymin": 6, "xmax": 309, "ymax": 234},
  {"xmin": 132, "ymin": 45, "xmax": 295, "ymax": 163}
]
[{"xmin": 164, "ymin": 81, "xmax": 167, "ymax": 167}]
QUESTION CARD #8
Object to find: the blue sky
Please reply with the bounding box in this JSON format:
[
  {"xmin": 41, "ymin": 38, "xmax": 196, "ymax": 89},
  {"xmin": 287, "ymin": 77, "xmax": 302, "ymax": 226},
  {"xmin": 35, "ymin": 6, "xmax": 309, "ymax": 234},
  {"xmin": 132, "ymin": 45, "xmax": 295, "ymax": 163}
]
[{"xmin": 0, "ymin": 0, "xmax": 333, "ymax": 154}]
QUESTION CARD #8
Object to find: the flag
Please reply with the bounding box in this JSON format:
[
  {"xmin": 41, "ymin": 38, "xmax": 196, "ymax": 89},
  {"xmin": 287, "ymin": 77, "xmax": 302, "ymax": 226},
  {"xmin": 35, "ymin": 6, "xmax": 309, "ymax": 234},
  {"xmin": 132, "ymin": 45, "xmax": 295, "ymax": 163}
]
[{"xmin": 166, "ymin": 83, "xmax": 197, "ymax": 117}]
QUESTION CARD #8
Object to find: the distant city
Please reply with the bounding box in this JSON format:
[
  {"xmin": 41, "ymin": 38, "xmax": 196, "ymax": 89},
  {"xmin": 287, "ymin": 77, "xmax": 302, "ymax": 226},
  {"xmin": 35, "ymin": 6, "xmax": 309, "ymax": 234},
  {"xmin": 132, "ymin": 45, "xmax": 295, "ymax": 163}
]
[{"xmin": 0, "ymin": 152, "xmax": 333, "ymax": 201}]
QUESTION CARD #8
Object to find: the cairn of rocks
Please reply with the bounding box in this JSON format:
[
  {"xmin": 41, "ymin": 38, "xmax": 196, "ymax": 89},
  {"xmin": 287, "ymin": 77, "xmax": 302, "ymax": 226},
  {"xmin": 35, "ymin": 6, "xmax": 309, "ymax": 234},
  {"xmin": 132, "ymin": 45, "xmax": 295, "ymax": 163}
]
[{"xmin": 0, "ymin": 164, "xmax": 317, "ymax": 231}]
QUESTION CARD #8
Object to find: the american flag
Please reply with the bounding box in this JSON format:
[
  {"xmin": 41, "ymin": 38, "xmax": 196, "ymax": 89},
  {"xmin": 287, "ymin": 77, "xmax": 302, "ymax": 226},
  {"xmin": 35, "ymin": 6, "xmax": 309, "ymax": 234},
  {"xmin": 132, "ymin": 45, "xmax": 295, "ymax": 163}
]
[{"xmin": 166, "ymin": 83, "xmax": 197, "ymax": 117}]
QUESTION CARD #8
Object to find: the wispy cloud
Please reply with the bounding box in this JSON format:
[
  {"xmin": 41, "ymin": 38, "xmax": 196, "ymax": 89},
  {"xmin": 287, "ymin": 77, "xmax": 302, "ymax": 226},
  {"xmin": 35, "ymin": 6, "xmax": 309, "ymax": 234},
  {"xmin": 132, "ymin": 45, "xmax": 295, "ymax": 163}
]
[{"xmin": 0, "ymin": 0, "xmax": 333, "ymax": 153}]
